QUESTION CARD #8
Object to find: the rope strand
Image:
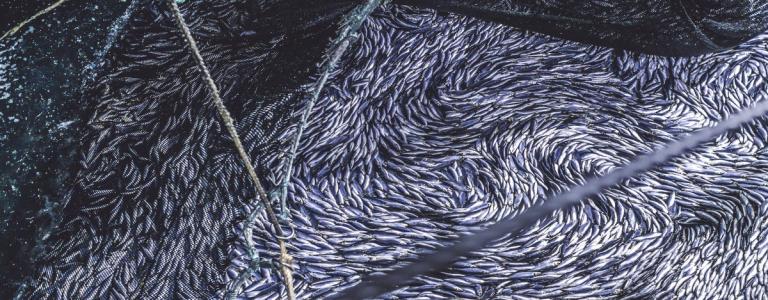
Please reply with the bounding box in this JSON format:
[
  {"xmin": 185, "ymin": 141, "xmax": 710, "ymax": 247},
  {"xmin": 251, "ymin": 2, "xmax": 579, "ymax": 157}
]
[
  {"xmin": 277, "ymin": 0, "xmax": 384, "ymax": 220},
  {"xmin": 165, "ymin": 1, "xmax": 296, "ymax": 299},
  {"xmin": 1, "ymin": 0, "xmax": 70, "ymax": 41}
]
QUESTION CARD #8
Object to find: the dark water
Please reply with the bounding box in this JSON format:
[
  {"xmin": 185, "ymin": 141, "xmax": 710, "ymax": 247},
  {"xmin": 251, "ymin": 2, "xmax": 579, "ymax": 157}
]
[
  {"xmin": 0, "ymin": 1, "xmax": 128, "ymax": 296},
  {"xmin": 1, "ymin": 0, "xmax": 54, "ymax": 33}
]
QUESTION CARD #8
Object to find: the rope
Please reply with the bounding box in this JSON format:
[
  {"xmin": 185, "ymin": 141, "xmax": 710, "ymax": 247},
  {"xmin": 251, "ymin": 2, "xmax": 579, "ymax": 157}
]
[
  {"xmin": 0, "ymin": 0, "xmax": 71, "ymax": 41},
  {"xmin": 228, "ymin": 1, "xmax": 384, "ymax": 296},
  {"xmin": 276, "ymin": 0, "xmax": 385, "ymax": 219},
  {"xmin": 165, "ymin": 1, "xmax": 296, "ymax": 299},
  {"xmin": 333, "ymin": 99, "xmax": 768, "ymax": 299}
]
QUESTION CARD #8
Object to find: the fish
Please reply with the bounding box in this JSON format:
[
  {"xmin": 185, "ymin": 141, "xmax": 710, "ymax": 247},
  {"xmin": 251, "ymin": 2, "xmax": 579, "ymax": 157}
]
[{"xmin": 22, "ymin": 1, "xmax": 768, "ymax": 300}]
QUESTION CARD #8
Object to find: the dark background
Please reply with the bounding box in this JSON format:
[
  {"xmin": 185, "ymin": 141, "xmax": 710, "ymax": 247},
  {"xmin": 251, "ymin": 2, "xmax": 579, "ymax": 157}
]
[
  {"xmin": 0, "ymin": 1, "xmax": 128, "ymax": 297},
  {"xmin": 1, "ymin": 0, "xmax": 56, "ymax": 33}
]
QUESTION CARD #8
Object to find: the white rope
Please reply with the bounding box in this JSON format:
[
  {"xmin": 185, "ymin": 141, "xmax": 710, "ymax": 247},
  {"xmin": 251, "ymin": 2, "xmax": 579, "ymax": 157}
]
[{"xmin": 165, "ymin": 1, "xmax": 296, "ymax": 299}]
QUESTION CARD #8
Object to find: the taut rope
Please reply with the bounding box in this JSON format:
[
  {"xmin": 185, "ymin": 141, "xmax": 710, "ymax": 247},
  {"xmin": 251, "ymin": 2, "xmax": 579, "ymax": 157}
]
[{"xmin": 165, "ymin": 1, "xmax": 296, "ymax": 299}]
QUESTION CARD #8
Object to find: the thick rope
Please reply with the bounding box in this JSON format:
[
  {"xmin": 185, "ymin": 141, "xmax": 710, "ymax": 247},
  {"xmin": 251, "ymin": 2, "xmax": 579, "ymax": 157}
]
[
  {"xmin": 334, "ymin": 98, "xmax": 768, "ymax": 299},
  {"xmin": 276, "ymin": 0, "xmax": 384, "ymax": 219},
  {"xmin": 0, "ymin": 0, "xmax": 70, "ymax": 41},
  {"xmin": 165, "ymin": 1, "xmax": 296, "ymax": 299}
]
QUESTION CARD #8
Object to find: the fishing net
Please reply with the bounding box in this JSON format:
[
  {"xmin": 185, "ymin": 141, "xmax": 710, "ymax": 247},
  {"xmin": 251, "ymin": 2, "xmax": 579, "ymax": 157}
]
[{"xmin": 2, "ymin": 1, "xmax": 768, "ymax": 299}]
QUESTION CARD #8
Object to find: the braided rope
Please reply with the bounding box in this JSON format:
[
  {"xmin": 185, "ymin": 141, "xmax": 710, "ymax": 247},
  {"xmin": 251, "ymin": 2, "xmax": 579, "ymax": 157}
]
[
  {"xmin": 165, "ymin": 1, "xmax": 296, "ymax": 299},
  {"xmin": 334, "ymin": 98, "xmax": 768, "ymax": 299}
]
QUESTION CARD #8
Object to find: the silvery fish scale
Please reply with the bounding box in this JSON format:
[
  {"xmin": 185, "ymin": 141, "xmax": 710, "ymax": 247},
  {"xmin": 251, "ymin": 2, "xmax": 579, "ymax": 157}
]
[
  {"xmin": 20, "ymin": 3, "xmax": 768, "ymax": 300},
  {"xmin": 228, "ymin": 5, "xmax": 768, "ymax": 300}
]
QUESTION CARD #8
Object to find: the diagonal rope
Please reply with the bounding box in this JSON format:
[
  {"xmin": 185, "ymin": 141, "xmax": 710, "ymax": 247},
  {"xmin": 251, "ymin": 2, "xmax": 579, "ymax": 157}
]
[
  {"xmin": 228, "ymin": 1, "xmax": 383, "ymax": 297},
  {"xmin": 334, "ymin": 98, "xmax": 768, "ymax": 299},
  {"xmin": 165, "ymin": 1, "xmax": 296, "ymax": 299},
  {"xmin": 0, "ymin": 0, "xmax": 70, "ymax": 41},
  {"xmin": 276, "ymin": 0, "xmax": 384, "ymax": 219}
]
